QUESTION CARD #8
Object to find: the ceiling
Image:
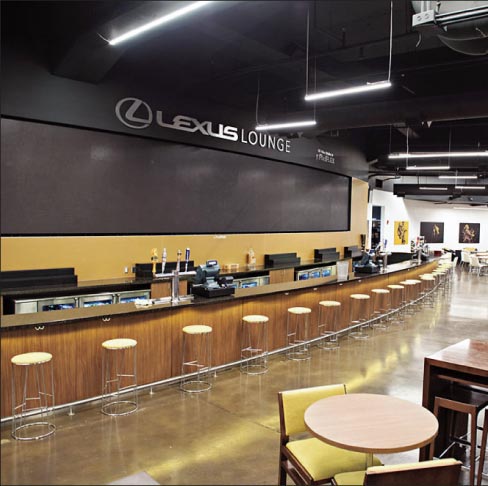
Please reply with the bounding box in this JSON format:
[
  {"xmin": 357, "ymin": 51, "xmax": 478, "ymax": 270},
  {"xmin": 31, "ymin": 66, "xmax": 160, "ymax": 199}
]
[{"xmin": 2, "ymin": 0, "xmax": 488, "ymax": 205}]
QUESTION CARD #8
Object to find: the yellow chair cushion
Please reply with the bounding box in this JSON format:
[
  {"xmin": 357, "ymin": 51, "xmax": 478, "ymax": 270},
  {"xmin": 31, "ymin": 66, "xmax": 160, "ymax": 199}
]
[
  {"xmin": 287, "ymin": 438, "xmax": 381, "ymax": 481},
  {"xmin": 281, "ymin": 384, "xmax": 346, "ymax": 436},
  {"xmin": 333, "ymin": 470, "xmax": 366, "ymax": 486}
]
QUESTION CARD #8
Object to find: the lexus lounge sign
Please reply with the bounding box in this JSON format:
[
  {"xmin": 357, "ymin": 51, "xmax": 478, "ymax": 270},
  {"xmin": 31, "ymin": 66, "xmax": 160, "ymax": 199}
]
[{"xmin": 115, "ymin": 97, "xmax": 292, "ymax": 154}]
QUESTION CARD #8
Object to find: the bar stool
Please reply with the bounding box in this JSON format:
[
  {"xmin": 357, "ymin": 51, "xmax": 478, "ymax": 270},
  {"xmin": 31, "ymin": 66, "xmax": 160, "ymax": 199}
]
[
  {"xmin": 370, "ymin": 289, "xmax": 390, "ymax": 329},
  {"xmin": 11, "ymin": 352, "xmax": 56, "ymax": 440},
  {"xmin": 240, "ymin": 315, "xmax": 269, "ymax": 374},
  {"xmin": 432, "ymin": 387, "xmax": 488, "ymax": 486},
  {"xmin": 349, "ymin": 294, "xmax": 371, "ymax": 340},
  {"xmin": 101, "ymin": 338, "xmax": 138, "ymax": 416},
  {"xmin": 399, "ymin": 280, "xmax": 417, "ymax": 315},
  {"xmin": 286, "ymin": 307, "xmax": 312, "ymax": 360},
  {"xmin": 181, "ymin": 325, "xmax": 212, "ymax": 392},
  {"xmin": 419, "ymin": 274, "xmax": 436, "ymax": 306},
  {"xmin": 387, "ymin": 284, "xmax": 405, "ymax": 324},
  {"xmin": 317, "ymin": 300, "xmax": 341, "ymax": 350}
]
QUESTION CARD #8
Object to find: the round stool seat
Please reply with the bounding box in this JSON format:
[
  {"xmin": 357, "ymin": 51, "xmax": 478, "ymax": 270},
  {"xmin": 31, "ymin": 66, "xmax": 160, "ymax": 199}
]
[
  {"xmin": 371, "ymin": 289, "xmax": 390, "ymax": 294},
  {"xmin": 11, "ymin": 352, "xmax": 52, "ymax": 366},
  {"xmin": 350, "ymin": 294, "xmax": 370, "ymax": 300},
  {"xmin": 420, "ymin": 275, "xmax": 435, "ymax": 280},
  {"xmin": 319, "ymin": 300, "xmax": 341, "ymax": 307},
  {"xmin": 387, "ymin": 284, "xmax": 404, "ymax": 289},
  {"xmin": 102, "ymin": 338, "xmax": 137, "ymax": 350},
  {"xmin": 400, "ymin": 280, "xmax": 416, "ymax": 285},
  {"xmin": 183, "ymin": 325, "xmax": 213, "ymax": 334},
  {"xmin": 404, "ymin": 279, "xmax": 421, "ymax": 284},
  {"xmin": 288, "ymin": 306, "xmax": 312, "ymax": 314},
  {"xmin": 242, "ymin": 315, "xmax": 269, "ymax": 324}
]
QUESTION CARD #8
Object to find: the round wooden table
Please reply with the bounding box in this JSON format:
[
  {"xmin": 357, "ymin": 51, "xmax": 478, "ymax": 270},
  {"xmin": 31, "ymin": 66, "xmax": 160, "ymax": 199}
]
[{"xmin": 304, "ymin": 393, "xmax": 438, "ymax": 467}]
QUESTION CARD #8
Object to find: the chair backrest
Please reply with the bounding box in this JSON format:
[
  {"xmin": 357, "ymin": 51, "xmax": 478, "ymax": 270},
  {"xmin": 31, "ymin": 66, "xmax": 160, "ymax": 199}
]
[
  {"xmin": 364, "ymin": 458, "xmax": 461, "ymax": 486},
  {"xmin": 470, "ymin": 255, "xmax": 480, "ymax": 268},
  {"xmin": 461, "ymin": 251, "xmax": 470, "ymax": 263},
  {"xmin": 278, "ymin": 383, "xmax": 346, "ymax": 437}
]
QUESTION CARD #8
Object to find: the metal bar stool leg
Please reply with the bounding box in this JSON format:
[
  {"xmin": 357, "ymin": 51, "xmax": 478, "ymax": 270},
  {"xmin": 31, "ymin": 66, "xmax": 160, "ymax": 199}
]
[{"xmin": 349, "ymin": 294, "xmax": 371, "ymax": 340}]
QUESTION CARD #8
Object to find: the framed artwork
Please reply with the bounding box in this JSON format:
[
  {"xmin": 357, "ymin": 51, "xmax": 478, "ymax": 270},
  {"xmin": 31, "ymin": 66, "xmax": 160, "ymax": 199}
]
[
  {"xmin": 420, "ymin": 222, "xmax": 444, "ymax": 244},
  {"xmin": 394, "ymin": 221, "xmax": 409, "ymax": 245},
  {"xmin": 459, "ymin": 222, "xmax": 480, "ymax": 244}
]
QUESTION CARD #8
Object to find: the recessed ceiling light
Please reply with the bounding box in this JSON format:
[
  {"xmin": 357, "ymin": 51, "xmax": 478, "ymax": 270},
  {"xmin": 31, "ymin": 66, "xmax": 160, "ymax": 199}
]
[{"xmin": 439, "ymin": 175, "xmax": 478, "ymax": 179}]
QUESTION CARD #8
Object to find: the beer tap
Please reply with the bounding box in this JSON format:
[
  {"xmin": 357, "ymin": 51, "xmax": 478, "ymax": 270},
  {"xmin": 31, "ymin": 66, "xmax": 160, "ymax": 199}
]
[
  {"xmin": 161, "ymin": 247, "xmax": 167, "ymax": 274},
  {"xmin": 185, "ymin": 248, "xmax": 190, "ymax": 272}
]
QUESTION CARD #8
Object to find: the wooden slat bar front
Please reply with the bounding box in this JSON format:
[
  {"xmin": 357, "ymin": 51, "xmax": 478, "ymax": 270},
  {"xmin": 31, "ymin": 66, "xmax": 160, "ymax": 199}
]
[{"xmin": 1, "ymin": 260, "xmax": 437, "ymax": 418}]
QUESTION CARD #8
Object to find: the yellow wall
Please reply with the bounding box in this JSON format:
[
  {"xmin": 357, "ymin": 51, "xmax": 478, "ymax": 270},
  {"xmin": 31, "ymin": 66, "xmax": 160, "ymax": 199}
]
[{"xmin": 1, "ymin": 179, "xmax": 368, "ymax": 281}]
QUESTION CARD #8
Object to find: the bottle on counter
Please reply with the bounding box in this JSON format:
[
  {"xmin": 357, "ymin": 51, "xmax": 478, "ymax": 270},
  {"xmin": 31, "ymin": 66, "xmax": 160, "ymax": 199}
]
[{"xmin": 247, "ymin": 248, "xmax": 256, "ymax": 268}]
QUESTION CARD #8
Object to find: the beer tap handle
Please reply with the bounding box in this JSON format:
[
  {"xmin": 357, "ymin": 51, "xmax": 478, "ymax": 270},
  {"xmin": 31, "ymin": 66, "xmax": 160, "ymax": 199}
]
[
  {"xmin": 176, "ymin": 249, "xmax": 182, "ymax": 273},
  {"xmin": 185, "ymin": 248, "xmax": 190, "ymax": 272},
  {"xmin": 161, "ymin": 248, "xmax": 167, "ymax": 274}
]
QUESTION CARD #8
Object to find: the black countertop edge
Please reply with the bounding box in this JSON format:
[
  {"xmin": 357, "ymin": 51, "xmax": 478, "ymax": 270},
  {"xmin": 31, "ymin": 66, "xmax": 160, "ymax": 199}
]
[
  {"xmin": 0, "ymin": 259, "xmax": 435, "ymax": 331},
  {"xmin": 0, "ymin": 259, "xmax": 346, "ymax": 297}
]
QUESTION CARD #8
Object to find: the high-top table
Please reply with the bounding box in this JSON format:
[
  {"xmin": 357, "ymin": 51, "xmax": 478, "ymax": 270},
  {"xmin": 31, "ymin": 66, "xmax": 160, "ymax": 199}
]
[
  {"xmin": 420, "ymin": 339, "xmax": 488, "ymax": 460},
  {"xmin": 305, "ymin": 393, "xmax": 438, "ymax": 468}
]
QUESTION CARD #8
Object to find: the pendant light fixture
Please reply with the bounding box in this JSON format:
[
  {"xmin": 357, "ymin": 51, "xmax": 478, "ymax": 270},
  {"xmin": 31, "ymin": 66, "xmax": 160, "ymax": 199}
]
[
  {"xmin": 305, "ymin": 0, "xmax": 393, "ymax": 102},
  {"xmin": 255, "ymin": 9, "xmax": 316, "ymax": 132}
]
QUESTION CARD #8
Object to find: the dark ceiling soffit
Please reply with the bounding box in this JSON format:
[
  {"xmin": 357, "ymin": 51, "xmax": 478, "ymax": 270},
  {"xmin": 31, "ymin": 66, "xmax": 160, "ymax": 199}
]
[{"xmin": 393, "ymin": 183, "xmax": 488, "ymax": 197}]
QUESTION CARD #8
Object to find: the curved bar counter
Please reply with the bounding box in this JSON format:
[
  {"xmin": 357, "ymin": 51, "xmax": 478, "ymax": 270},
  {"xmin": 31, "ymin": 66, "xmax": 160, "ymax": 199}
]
[{"xmin": 0, "ymin": 259, "xmax": 438, "ymax": 419}]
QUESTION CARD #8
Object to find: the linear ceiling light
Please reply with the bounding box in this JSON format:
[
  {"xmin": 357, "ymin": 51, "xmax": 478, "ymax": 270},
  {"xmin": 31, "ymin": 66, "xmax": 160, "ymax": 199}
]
[
  {"xmin": 108, "ymin": 1, "xmax": 213, "ymax": 46},
  {"xmin": 453, "ymin": 205, "xmax": 488, "ymax": 210},
  {"xmin": 305, "ymin": 1, "xmax": 393, "ymax": 102},
  {"xmin": 439, "ymin": 175, "xmax": 478, "ymax": 179},
  {"xmin": 455, "ymin": 185, "xmax": 486, "ymax": 190},
  {"xmin": 419, "ymin": 186, "xmax": 448, "ymax": 190},
  {"xmin": 389, "ymin": 151, "xmax": 488, "ymax": 159},
  {"xmin": 255, "ymin": 120, "xmax": 317, "ymax": 131},
  {"xmin": 405, "ymin": 165, "xmax": 450, "ymax": 170},
  {"xmin": 305, "ymin": 80, "xmax": 391, "ymax": 101}
]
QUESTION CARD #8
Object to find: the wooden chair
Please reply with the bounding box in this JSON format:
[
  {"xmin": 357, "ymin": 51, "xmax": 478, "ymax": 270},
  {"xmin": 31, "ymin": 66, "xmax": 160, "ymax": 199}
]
[
  {"xmin": 278, "ymin": 384, "xmax": 382, "ymax": 485},
  {"xmin": 333, "ymin": 458, "xmax": 462, "ymax": 486}
]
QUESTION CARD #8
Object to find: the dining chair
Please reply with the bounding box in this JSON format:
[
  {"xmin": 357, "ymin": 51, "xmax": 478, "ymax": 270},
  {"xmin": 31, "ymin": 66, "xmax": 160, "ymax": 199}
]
[
  {"xmin": 469, "ymin": 255, "xmax": 488, "ymax": 276},
  {"xmin": 277, "ymin": 383, "xmax": 382, "ymax": 485},
  {"xmin": 332, "ymin": 458, "xmax": 462, "ymax": 486}
]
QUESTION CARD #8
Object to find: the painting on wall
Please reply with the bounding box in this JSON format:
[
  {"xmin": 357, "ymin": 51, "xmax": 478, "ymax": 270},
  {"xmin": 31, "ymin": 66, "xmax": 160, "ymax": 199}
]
[
  {"xmin": 420, "ymin": 222, "xmax": 444, "ymax": 244},
  {"xmin": 459, "ymin": 223, "xmax": 480, "ymax": 244},
  {"xmin": 394, "ymin": 220, "xmax": 409, "ymax": 245}
]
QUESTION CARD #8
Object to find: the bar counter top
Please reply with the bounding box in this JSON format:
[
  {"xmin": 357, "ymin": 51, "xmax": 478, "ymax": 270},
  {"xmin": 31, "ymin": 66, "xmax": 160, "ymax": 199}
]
[{"xmin": 1, "ymin": 258, "xmax": 432, "ymax": 330}]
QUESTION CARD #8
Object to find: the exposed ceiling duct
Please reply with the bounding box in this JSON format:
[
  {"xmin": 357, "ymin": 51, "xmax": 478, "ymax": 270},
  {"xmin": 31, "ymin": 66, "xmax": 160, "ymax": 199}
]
[{"xmin": 412, "ymin": 1, "xmax": 488, "ymax": 55}]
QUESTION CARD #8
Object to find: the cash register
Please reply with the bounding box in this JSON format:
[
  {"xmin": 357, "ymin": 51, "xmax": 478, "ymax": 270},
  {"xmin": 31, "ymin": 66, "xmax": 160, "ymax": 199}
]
[{"xmin": 191, "ymin": 260, "xmax": 235, "ymax": 298}]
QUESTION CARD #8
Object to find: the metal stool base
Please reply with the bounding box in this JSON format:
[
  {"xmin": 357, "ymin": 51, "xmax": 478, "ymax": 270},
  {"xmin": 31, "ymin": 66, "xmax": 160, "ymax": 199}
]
[
  {"xmin": 180, "ymin": 380, "xmax": 212, "ymax": 393},
  {"xmin": 241, "ymin": 363, "xmax": 268, "ymax": 375},
  {"xmin": 101, "ymin": 400, "xmax": 138, "ymax": 416},
  {"xmin": 12, "ymin": 422, "xmax": 56, "ymax": 441},
  {"xmin": 317, "ymin": 332, "xmax": 340, "ymax": 350}
]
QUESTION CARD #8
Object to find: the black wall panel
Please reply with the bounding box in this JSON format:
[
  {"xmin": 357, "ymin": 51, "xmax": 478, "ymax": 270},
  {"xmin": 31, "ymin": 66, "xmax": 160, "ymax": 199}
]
[{"xmin": 1, "ymin": 118, "xmax": 351, "ymax": 235}]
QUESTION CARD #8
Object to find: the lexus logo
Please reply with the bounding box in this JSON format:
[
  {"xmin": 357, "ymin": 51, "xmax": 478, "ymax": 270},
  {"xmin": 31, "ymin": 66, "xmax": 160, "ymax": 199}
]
[{"xmin": 115, "ymin": 97, "xmax": 153, "ymax": 129}]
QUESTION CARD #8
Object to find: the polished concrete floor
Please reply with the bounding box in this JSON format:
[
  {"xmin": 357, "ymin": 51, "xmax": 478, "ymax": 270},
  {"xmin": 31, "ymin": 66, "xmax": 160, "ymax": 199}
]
[{"xmin": 1, "ymin": 268, "xmax": 487, "ymax": 485}]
